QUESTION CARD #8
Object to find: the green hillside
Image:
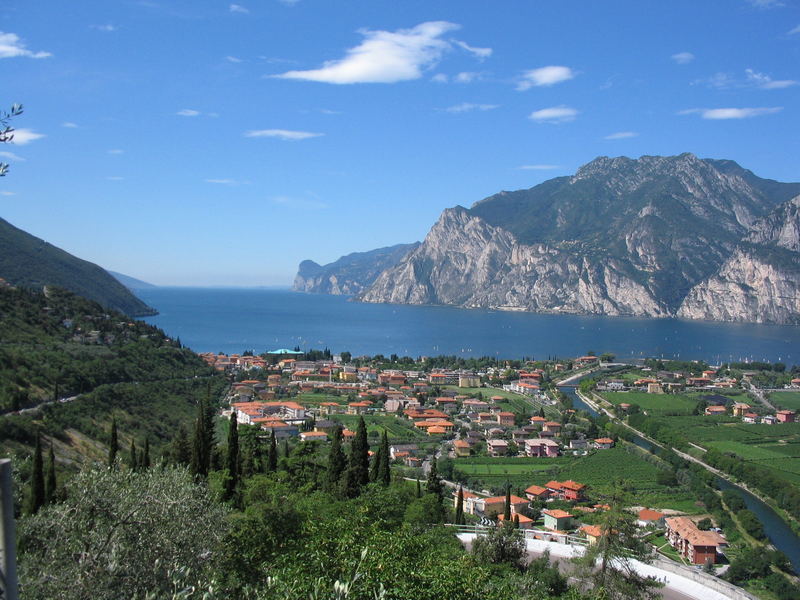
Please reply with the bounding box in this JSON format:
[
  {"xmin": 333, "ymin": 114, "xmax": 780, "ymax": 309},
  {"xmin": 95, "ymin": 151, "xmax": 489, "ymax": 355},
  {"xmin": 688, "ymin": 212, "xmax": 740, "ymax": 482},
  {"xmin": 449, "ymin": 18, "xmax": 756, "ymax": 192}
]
[{"xmin": 0, "ymin": 217, "xmax": 156, "ymax": 316}]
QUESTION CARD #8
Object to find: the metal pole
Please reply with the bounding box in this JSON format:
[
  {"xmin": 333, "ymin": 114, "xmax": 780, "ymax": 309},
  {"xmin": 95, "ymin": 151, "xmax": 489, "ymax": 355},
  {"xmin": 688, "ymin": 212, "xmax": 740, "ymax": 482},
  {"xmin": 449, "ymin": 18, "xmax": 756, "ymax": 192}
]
[{"xmin": 0, "ymin": 459, "xmax": 19, "ymax": 600}]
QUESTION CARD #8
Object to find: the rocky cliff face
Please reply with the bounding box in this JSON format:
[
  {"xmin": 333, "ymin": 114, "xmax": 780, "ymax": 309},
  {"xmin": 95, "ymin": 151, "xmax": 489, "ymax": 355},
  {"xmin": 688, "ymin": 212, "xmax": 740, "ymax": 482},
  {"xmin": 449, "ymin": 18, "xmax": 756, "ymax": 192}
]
[
  {"xmin": 308, "ymin": 154, "xmax": 800, "ymax": 324},
  {"xmin": 293, "ymin": 243, "xmax": 419, "ymax": 295}
]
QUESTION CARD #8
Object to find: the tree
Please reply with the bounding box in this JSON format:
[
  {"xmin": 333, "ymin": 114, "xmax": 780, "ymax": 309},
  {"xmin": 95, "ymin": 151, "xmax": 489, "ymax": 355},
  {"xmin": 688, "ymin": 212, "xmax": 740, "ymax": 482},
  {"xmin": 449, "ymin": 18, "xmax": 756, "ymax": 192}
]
[
  {"xmin": 128, "ymin": 439, "xmax": 138, "ymax": 472},
  {"xmin": 572, "ymin": 481, "xmax": 663, "ymax": 600},
  {"xmin": 223, "ymin": 412, "xmax": 239, "ymax": 501},
  {"xmin": 266, "ymin": 430, "xmax": 278, "ymax": 472},
  {"xmin": 325, "ymin": 426, "xmax": 346, "ymax": 493},
  {"xmin": 378, "ymin": 430, "xmax": 390, "ymax": 486},
  {"xmin": 471, "ymin": 522, "xmax": 526, "ymax": 570},
  {"xmin": 190, "ymin": 399, "xmax": 209, "ymax": 477},
  {"xmin": 141, "ymin": 437, "xmax": 151, "ymax": 470},
  {"xmin": 503, "ymin": 485, "xmax": 511, "ymax": 521},
  {"xmin": 172, "ymin": 424, "xmax": 191, "ymax": 465},
  {"xmin": 426, "ymin": 458, "xmax": 444, "ymax": 501},
  {"xmin": 455, "ymin": 486, "xmax": 464, "ymax": 525},
  {"xmin": 347, "ymin": 417, "xmax": 370, "ymax": 494},
  {"xmin": 28, "ymin": 433, "xmax": 45, "ymax": 514},
  {"xmin": 108, "ymin": 417, "xmax": 118, "ymax": 467},
  {"xmin": 0, "ymin": 103, "xmax": 23, "ymax": 177},
  {"xmin": 45, "ymin": 443, "xmax": 57, "ymax": 504}
]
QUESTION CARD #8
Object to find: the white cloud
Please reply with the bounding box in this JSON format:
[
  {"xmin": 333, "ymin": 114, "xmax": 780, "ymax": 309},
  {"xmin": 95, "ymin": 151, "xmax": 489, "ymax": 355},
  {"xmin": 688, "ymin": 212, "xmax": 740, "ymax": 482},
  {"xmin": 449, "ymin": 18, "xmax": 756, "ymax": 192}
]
[
  {"xmin": 445, "ymin": 103, "xmax": 499, "ymax": 113},
  {"xmin": 272, "ymin": 195, "xmax": 326, "ymax": 209},
  {"xmin": 678, "ymin": 107, "xmax": 783, "ymax": 119},
  {"xmin": 107, "ymin": 149, "xmax": 124, "ymax": 154},
  {"xmin": 9, "ymin": 129, "xmax": 45, "ymax": 144},
  {"xmin": 528, "ymin": 106, "xmax": 578, "ymax": 123},
  {"xmin": 177, "ymin": 109, "xmax": 201, "ymax": 117},
  {"xmin": 278, "ymin": 0, "xmax": 301, "ymax": 4},
  {"xmin": 431, "ymin": 73, "xmax": 448, "ymax": 83},
  {"xmin": 517, "ymin": 66, "xmax": 575, "ymax": 90},
  {"xmin": 62, "ymin": 122, "xmax": 78, "ymax": 128},
  {"xmin": 229, "ymin": 4, "xmax": 249, "ymax": 13},
  {"xmin": 225, "ymin": 55, "xmax": 242, "ymax": 63},
  {"xmin": 244, "ymin": 129, "xmax": 323, "ymax": 140},
  {"xmin": 453, "ymin": 40, "xmax": 492, "ymax": 60},
  {"xmin": 91, "ymin": 24, "xmax": 116, "ymax": 32},
  {"xmin": 0, "ymin": 191, "xmax": 15, "ymax": 196},
  {"xmin": 455, "ymin": 71, "xmax": 482, "ymax": 83},
  {"xmin": 745, "ymin": 68, "xmax": 797, "ymax": 89},
  {"xmin": 206, "ymin": 178, "xmax": 237, "ymax": 184},
  {"xmin": 789, "ymin": 24, "xmax": 800, "ymax": 34},
  {"xmin": 0, "ymin": 32, "xmax": 51, "ymax": 59},
  {"xmin": 0, "ymin": 151, "xmax": 24, "ymax": 161},
  {"xmin": 274, "ymin": 21, "xmax": 460, "ymax": 84},
  {"xmin": 604, "ymin": 131, "xmax": 638, "ymax": 140},
  {"xmin": 518, "ymin": 164, "xmax": 560, "ymax": 170},
  {"xmin": 671, "ymin": 52, "xmax": 694, "ymax": 64}
]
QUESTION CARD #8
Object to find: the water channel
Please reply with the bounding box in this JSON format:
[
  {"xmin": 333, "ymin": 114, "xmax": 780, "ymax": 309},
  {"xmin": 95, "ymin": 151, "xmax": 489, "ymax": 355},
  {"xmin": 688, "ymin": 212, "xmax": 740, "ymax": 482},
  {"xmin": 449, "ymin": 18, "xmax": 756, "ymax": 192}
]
[{"xmin": 557, "ymin": 382, "xmax": 800, "ymax": 571}]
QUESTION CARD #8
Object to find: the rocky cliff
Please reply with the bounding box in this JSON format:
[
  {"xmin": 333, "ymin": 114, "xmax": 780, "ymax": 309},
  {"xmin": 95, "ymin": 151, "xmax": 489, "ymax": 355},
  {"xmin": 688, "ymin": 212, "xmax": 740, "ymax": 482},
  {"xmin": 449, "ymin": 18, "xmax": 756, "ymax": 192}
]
[
  {"xmin": 353, "ymin": 154, "xmax": 800, "ymax": 324},
  {"xmin": 293, "ymin": 243, "xmax": 419, "ymax": 295}
]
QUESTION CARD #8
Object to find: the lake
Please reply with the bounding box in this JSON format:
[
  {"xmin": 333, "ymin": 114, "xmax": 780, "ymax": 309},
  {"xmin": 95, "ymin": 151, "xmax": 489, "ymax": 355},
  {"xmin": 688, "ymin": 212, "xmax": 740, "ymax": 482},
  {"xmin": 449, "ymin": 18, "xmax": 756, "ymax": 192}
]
[{"xmin": 139, "ymin": 287, "xmax": 800, "ymax": 363}]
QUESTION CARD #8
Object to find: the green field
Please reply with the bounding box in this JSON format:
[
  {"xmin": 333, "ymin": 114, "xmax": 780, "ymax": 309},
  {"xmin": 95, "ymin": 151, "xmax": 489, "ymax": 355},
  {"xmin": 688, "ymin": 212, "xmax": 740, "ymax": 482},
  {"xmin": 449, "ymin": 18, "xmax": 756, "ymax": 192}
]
[
  {"xmin": 298, "ymin": 392, "xmax": 349, "ymax": 406},
  {"xmin": 329, "ymin": 414, "xmax": 428, "ymax": 442},
  {"xmin": 769, "ymin": 391, "xmax": 800, "ymax": 411},
  {"xmin": 601, "ymin": 391, "xmax": 698, "ymax": 415}
]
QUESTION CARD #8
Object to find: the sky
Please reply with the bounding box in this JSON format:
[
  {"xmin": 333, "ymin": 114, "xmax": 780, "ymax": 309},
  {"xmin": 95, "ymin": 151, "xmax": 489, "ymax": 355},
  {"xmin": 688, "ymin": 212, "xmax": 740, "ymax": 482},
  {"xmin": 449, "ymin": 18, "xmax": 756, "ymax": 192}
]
[{"xmin": 2, "ymin": 0, "xmax": 799, "ymax": 286}]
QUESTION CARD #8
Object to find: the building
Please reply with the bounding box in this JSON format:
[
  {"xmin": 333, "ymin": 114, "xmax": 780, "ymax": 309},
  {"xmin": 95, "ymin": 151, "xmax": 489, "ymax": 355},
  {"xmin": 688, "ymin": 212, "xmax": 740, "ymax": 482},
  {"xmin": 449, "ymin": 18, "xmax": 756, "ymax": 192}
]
[
  {"xmin": 543, "ymin": 421, "xmax": 562, "ymax": 434},
  {"xmin": 704, "ymin": 405, "xmax": 727, "ymax": 416},
  {"xmin": 497, "ymin": 411, "xmax": 516, "ymax": 426},
  {"xmin": 542, "ymin": 509, "xmax": 573, "ymax": 531},
  {"xmin": 487, "ymin": 439, "xmax": 509, "ymax": 457},
  {"xmin": 545, "ymin": 480, "xmax": 586, "ymax": 501},
  {"xmin": 594, "ymin": 437, "xmax": 614, "ymax": 449},
  {"xmin": 459, "ymin": 375, "xmax": 481, "ymax": 387},
  {"xmin": 524, "ymin": 438, "xmax": 560, "ymax": 457},
  {"xmin": 777, "ymin": 410, "xmax": 796, "ymax": 423},
  {"xmin": 665, "ymin": 517, "xmax": 727, "ymax": 565},
  {"xmin": 524, "ymin": 484, "xmax": 550, "ymax": 502},
  {"xmin": 498, "ymin": 513, "xmax": 534, "ymax": 529},
  {"xmin": 299, "ymin": 431, "xmax": 329, "ymax": 442},
  {"xmin": 453, "ymin": 439, "xmax": 471, "ymax": 457},
  {"xmin": 732, "ymin": 403, "xmax": 751, "ymax": 417},
  {"xmin": 637, "ymin": 508, "xmax": 666, "ymax": 528}
]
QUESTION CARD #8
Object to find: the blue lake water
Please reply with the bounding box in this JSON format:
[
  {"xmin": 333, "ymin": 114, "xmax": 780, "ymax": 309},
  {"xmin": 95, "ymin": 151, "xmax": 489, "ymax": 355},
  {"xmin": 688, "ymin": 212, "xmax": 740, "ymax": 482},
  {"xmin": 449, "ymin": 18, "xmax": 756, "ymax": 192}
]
[{"xmin": 139, "ymin": 287, "xmax": 800, "ymax": 363}]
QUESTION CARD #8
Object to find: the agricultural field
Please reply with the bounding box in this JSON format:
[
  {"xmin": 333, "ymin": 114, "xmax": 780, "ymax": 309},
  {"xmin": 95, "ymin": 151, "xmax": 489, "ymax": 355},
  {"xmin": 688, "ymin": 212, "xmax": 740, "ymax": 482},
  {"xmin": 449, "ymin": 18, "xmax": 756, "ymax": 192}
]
[
  {"xmin": 329, "ymin": 414, "xmax": 428, "ymax": 442},
  {"xmin": 453, "ymin": 446, "xmax": 699, "ymax": 512},
  {"xmin": 601, "ymin": 391, "xmax": 699, "ymax": 415},
  {"xmin": 298, "ymin": 392, "xmax": 349, "ymax": 406},
  {"xmin": 769, "ymin": 391, "xmax": 800, "ymax": 411}
]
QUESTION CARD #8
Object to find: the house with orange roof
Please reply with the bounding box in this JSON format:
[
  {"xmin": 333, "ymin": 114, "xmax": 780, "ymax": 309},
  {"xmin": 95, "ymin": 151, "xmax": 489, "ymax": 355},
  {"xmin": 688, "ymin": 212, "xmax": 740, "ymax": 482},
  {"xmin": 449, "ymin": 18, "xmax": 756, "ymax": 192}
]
[
  {"xmin": 478, "ymin": 412, "xmax": 495, "ymax": 423},
  {"xmin": 705, "ymin": 405, "xmax": 727, "ymax": 416},
  {"xmin": 665, "ymin": 517, "xmax": 727, "ymax": 564},
  {"xmin": 529, "ymin": 416, "xmax": 546, "ymax": 428},
  {"xmin": 524, "ymin": 484, "xmax": 550, "ymax": 501},
  {"xmin": 732, "ymin": 403, "xmax": 751, "ymax": 417},
  {"xmin": 579, "ymin": 525, "xmax": 606, "ymax": 545},
  {"xmin": 637, "ymin": 508, "xmax": 666, "ymax": 527},
  {"xmin": 594, "ymin": 437, "xmax": 615, "ymax": 449},
  {"xmin": 487, "ymin": 439, "xmax": 509, "ymax": 457},
  {"xmin": 545, "ymin": 480, "xmax": 586, "ymax": 501},
  {"xmin": 498, "ymin": 513, "xmax": 534, "ymax": 529},
  {"xmin": 480, "ymin": 495, "xmax": 529, "ymax": 518},
  {"xmin": 777, "ymin": 410, "xmax": 796, "ymax": 423},
  {"xmin": 497, "ymin": 411, "xmax": 515, "ymax": 426},
  {"xmin": 543, "ymin": 421, "xmax": 562, "ymax": 434},
  {"xmin": 543, "ymin": 509, "xmax": 574, "ymax": 531},
  {"xmin": 453, "ymin": 439, "xmax": 471, "ymax": 457},
  {"xmin": 300, "ymin": 431, "xmax": 329, "ymax": 442}
]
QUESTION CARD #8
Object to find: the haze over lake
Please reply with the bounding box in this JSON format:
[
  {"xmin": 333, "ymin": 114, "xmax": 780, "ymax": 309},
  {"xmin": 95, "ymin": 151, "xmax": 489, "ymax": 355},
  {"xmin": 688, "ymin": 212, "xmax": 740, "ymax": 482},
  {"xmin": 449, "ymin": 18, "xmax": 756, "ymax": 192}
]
[{"xmin": 139, "ymin": 287, "xmax": 800, "ymax": 364}]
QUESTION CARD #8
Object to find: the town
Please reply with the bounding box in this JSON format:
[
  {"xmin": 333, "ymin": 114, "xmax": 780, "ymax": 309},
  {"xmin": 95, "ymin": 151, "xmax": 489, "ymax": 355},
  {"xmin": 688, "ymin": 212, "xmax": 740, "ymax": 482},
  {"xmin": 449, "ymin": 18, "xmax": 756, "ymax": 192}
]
[{"xmin": 200, "ymin": 347, "xmax": 800, "ymax": 586}]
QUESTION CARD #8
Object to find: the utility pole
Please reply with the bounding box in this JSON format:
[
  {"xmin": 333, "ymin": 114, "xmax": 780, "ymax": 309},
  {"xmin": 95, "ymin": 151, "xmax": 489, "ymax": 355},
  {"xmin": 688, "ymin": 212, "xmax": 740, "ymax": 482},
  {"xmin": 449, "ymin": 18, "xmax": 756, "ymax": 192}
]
[{"xmin": 0, "ymin": 459, "xmax": 19, "ymax": 600}]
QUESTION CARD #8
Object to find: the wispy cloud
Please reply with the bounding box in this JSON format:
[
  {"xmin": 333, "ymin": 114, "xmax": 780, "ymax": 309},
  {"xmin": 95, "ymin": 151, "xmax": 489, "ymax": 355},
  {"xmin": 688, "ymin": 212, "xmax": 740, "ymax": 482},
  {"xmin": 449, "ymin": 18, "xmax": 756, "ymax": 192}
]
[
  {"xmin": 745, "ymin": 68, "xmax": 797, "ymax": 89},
  {"xmin": 604, "ymin": 131, "xmax": 638, "ymax": 140},
  {"xmin": 205, "ymin": 178, "xmax": 244, "ymax": 185},
  {"xmin": 0, "ymin": 32, "xmax": 51, "ymax": 59},
  {"xmin": 225, "ymin": 55, "xmax": 242, "ymax": 63},
  {"xmin": 0, "ymin": 191, "xmax": 15, "ymax": 196},
  {"xmin": 229, "ymin": 3, "xmax": 249, "ymax": 13},
  {"xmin": 454, "ymin": 71, "xmax": 484, "ymax": 83},
  {"xmin": 671, "ymin": 52, "xmax": 694, "ymax": 64},
  {"xmin": 277, "ymin": 0, "xmax": 301, "ymax": 5},
  {"xmin": 678, "ymin": 107, "xmax": 783, "ymax": 119},
  {"xmin": 431, "ymin": 73, "xmax": 448, "ymax": 83},
  {"xmin": 0, "ymin": 151, "xmax": 24, "ymax": 161},
  {"xmin": 107, "ymin": 149, "xmax": 124, "ymax": 155},
  {"xmin": 9, "ymin": 129, "xmax": 45, "ymax": 144},
  {"xmin": 106, "ymin": 176, "xmax": 125, "ymax": 181},
  {"xmin": 518, "ymin": 164, "xmax": 560, "ymax": 170},
  {"xmin": 274, "ymin": 21, "xmax": 462, "ymax": 84},
  {"xmin": 177, "ymin": 109, "xmax": 201, "ymax": 117},
  {"xmin": 62, "ymin": 122, "xmax": 78, "ymax": 128},
  {"xmin": 444, "ymin": 102, "xmax": 499, "ymax": 113},
  {"xmin": 91, "ymin": 24, "xmax": 116, "ymax": 32},
  {"xmin": 453, "ymin": 40, "xmax": 492, "ymax": 60},
  {"xmin": 789, "ymin": 24, "xmax": 800, "ymax": 34},
  {"xmin": 244, "ymin": 129, "xmax": 323, "ymax": 140},
  {"xmin": 272, "ymin": 195, "xmax": 326, "ymax": 209},
  {"xmin": 746, "ymin": 0, "xmax": 783, "ymax": 7},
  {"xmin": 517, "ymin": 66, "xmax": 575, "ymax": 90},
  {"xmin": 528, "ymin": 106, "xmax": 578, "ymax": 123}
]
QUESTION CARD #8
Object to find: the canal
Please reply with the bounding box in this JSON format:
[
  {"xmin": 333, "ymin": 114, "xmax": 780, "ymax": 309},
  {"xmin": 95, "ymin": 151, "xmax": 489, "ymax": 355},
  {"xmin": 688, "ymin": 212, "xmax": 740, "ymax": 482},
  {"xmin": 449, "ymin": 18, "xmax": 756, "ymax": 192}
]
[{"xmin": 558, "ymin": 380, "xmax": 800, "ymax": 571}]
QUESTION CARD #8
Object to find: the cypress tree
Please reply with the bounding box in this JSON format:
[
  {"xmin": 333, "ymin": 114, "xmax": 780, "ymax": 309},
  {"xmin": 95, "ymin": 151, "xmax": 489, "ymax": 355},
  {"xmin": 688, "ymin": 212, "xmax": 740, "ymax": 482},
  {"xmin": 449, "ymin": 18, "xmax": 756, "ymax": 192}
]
[
  {"xmin": 378, "ymin": 430, "xmax": 390, "ymax": 486},
  {"xmin": 190, "ymin": 400, "xmax": 208, "ymax": 476},
  {"xmin": 426, "ymin": 459, "xmax": 443, "ymax": 501},
  {"xmin": 45, "ymin": 443, "xmax": 57, "ymax": 504},
  {"xmin": 141, "ymin": 437, "xmax": 151, "ymax": 470},
  {"xmin": 267, "ymin": 430, "xmax": 278, "ymax": 472},
  {"xmin": 513, "ymin": 513, "xmax": 520, "ymax": 529},
  {"xmin": 203, "ymin": 396, "xmax": 215, "ymax": 463},
  {"xmin": 455, "ymin": 486, "xmax": 464, "ymax": 525},
  {"xmin": 369, "ymin": 435, "xmax": 382, "ymax": 483},
  {"xmin": 129, "ymin": 439, "xmax": 138, "ymax": 472},
  {"xmin": 538, "ymin": 407, "xmax": 545, "ymax": 419},
  {"xmin": 326, "ymin": 426, "xmax": 346, "ymax": 492},
  {"xmin": 282, "ymin": 438, "xmax": 290, "ymax": 459},
  {"xmin": 503, "ymin": 485, "xmax": 511, "ymax": 521},
  {"xmin": 108, "ymin": 417, "xmax": 118, "ymax": 468},
  {"xmin": 416, "ymin": 478, "xmax": 422, "ymax": 498},
  {"xmin": 172, "ymin": 425, "xmax": 191, "ymax": 465},
  {"xmin": 351, "ymin": 417, "xmax": 369, "ymax": 487},
  {"xmin": 28, "ymin": 433, "xmax": 45, "ymax": 514},
  {"xmin": 223, "ymin": 412, "xmax": 239, "ymax": 501}
]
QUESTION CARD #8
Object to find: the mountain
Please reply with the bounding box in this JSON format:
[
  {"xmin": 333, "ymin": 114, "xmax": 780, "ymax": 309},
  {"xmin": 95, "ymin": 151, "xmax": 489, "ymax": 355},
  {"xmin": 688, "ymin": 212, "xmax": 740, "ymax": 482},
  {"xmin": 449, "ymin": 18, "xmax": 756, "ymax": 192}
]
[
  {"xmin": 355, "ymin": 154, "xmax": 800, "ymax": 324},
  {"xmin": 0, "ymin": 217, "xmax": 157, "ymax": 316},
  {"xmin": 293, "ymin": 242, "xmax": 420, "ymax": 295},
  {"xmin": 108, "ymin": 270, "xmax": 157, "ymax": 291}
]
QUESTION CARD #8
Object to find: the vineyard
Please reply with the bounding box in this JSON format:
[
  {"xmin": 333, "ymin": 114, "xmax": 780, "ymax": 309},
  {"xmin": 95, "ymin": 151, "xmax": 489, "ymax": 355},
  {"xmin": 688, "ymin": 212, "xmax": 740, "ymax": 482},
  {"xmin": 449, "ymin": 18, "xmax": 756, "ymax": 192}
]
[
  {"xmin": 601, "ymin": 391, "xmax": 699, "ymax": 415},
  {"xmin": 770, "ymin": 391, "xmax": 800, "ymax": 411}
]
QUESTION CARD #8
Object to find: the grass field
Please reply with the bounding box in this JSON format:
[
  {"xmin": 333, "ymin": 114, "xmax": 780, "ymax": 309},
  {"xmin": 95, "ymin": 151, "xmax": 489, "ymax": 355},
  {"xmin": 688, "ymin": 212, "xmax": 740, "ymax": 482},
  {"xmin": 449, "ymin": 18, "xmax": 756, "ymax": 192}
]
[
  {"xmin": 298, "ymin": 392, "xmax": 349, "ymax": 406},
  {"xmin": 601, "ymin": 391, "xmax": 698, "ymax": 415},
  {"xmin": 769, "ymin": 391, "xmax": 800, "ymax": 411},
  {"xmin": 329, "ymin": 414, "xmax": 428, "ymax": 442}
]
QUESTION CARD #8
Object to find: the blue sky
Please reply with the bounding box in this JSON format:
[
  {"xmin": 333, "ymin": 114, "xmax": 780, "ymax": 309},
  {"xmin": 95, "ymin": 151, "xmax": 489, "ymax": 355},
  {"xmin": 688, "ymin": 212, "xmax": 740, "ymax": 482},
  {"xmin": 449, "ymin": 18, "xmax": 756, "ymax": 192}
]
[{"xmin": 2, "ymin": 0, "xmax": 799, "ymax": 285}]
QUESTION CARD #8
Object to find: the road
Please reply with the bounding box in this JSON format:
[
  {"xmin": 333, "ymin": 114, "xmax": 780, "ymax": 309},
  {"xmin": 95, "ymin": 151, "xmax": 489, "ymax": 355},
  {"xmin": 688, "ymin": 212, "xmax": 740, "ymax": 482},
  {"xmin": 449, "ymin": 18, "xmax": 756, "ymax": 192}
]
[{"xmin": 744, "ymin": 382, "xmax": 776, "ymax": 411}]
